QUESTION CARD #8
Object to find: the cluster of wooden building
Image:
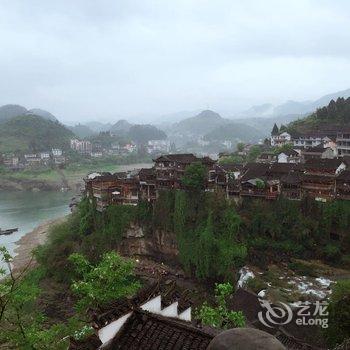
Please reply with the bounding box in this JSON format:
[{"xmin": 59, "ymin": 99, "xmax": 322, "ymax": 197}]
[{"xmin": 84, "ymin": 153, "xmax": 350, "ymax": 211}]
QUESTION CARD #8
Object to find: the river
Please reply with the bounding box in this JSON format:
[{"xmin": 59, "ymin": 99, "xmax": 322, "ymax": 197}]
[{"xmin": 0, "ymin": 191, "xmax": 72, "ymax": 258}]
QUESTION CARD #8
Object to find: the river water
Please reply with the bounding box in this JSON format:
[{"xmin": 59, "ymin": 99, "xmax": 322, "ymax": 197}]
[{"xmin": 0, "ymin": 191, "xmax": 72, "ymax": 258}]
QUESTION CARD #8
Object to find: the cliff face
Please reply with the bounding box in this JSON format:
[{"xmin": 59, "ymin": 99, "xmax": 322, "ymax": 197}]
[{"xmin": 118, "ymin": 223, "xmax": 179, "ymax": 266}]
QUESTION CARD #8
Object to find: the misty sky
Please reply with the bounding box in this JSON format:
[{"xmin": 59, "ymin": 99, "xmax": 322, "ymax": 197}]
[{"xmin": 0, "ymin": 0, "xmax": 350, "ymax": 124}]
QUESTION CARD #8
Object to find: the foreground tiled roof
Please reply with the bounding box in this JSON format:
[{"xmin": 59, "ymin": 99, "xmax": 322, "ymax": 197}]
[
  {"xmin": 90, "ymin": 280, "xmax": 192, "ymax": 330},
  {"xmin": 104, "ymin": 308, "xmax": 213, "ymax": 350}
]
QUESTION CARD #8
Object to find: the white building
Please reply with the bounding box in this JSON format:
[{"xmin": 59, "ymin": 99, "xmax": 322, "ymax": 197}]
[
  {"xmin": 40, "ymin": 152, "xmax": 50, "ymax": 160},
  {"xmin": 123, "ymin": 143, "xmax": 137, "ymax": 153},
  {"xmin": 52, "ymin": 148, "xmax": 63, "ymax": 157},
  {"xmin": 70, "ymin": 139, "xmax": 92, "ymax": 154},
  {"xmin": 270, "ymin": 132, "xmax": 292, "ymax": 147},
  {"xmin": 336, "ymin": 131, "xmax": 350, "ymax": 156},
  {"xmin": 147, "ymin": 140, "xmax": 171, "ymax": 153},
  {"xmin": 277, "ymin": 149, "xmax": 300, "ymax": 163}
]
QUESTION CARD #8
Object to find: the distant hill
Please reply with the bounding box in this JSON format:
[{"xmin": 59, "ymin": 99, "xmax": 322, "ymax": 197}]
[
  {"xmin": 154, "ymin": 109, "xmax": 202, "ymax": 126},
  {"xmin": 287, "ymin": 97, "xmax": 350, "ymax": 134},
  {"xmin": 69, "ymin": 124, "xmax": 95, "ymax": 139},
  {"xmin": 27, "ymin": 108, "xmax": 57, "ymax": 122},
  {"xmin": 110, "ymin": 119, "xmax": 133, "ymax": 134},
  {"xmin": 0, "ymin": 104, "xmax": 28, "ymax": 122},
  {"xmin": 0, "ymin": 114, "xmax": 74, "ymax": 153},
  {"xmin": 172, "ymin": 110, "xmax": 230, "ymax": 136},
  {"xmin": 0, "ymin": 104, "xmax": 58, "ymax": 123},
  {"xmin": 234, "ymin": 114, "xmax": 303, "ymax": 137},
  {"xmin": 127, "ymin": 124, "xmax": 167, "ymax": 144},
  {"xmin": 237, "ymin": 88, "xmax": 350, "ymax": 119},
  {"xmin": 203, "ymin": 122, "xmax": 264, "ymax": 143},
  {"xmin": 85, "ymin": 121, "xmax": 113, "ymax": 133}
]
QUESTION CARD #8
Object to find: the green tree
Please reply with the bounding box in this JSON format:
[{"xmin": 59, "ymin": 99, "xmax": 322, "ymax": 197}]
[
  {"xmin": 69, "ymin": 251, "xmax": 141, "ymax": 311},
  {"xmin": 271, "ymin": 123, "xmax": 279, "ymax": 136},
  {"xmin": 196, "ymin": 283, "xmax": 245, "ymax": 329},
  {"xmin": 236, "ymin": 143, "xmax": 245, "ymax": 152},
  {"xmin": 181, "ymin": 162, "xmax": 207, "ymax": 191},
  {"xmin": 247, "ymin": 145, "xmax": 262, "ymax": 162},
  {"xmin": 325, "ymin": 280, "xmax": 350, "ymax": 347},
  {"xmin": 0, "ymin": 247, "xmax": 89, "ymax": 350},
  {"xmin": 218, "ymin": 154, "xmax": 243, "ymax": 165},
  {"xmin": 196, "ymin": 213, "xmax": 216, "ymax": 279}
]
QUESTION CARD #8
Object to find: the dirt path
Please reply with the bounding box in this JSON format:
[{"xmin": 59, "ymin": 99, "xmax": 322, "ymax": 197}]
[{"xmin": 12, "ymin": 216, "xmax": 67, "ymax": 273}]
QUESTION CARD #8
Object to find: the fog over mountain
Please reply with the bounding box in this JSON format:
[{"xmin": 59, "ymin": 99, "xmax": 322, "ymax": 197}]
[{"xmin": 0, "ymin": 1, "xmax": 350, "ymax": 124}]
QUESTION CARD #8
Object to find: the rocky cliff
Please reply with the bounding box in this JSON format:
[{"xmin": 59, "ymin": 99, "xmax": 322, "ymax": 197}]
[{"xmin": 118, "ymin": 223, "xmax": 179, "ymax": 266}]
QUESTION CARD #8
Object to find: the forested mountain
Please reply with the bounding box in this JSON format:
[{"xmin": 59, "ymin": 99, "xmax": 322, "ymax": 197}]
[
  {"xmin": 203, "ymin": 122, "xmax": 264, "ymax": 143},
  {"xmin": 110, "ymin": 119, "xmax": 133, "ymax": 134},
  {"xmin": 0, "ymin": 104, "xmax": 58, "ymax": 123},
  {"xmin": 0, "ymin": 115, "xmax": 74, "ymax": 153},
  {"xmin": 109, "ymin": 119, "xmax": 167, "ymax": 144},
  {"xmin": 27, "ymin": 108, "xmax": 57, "ymax": 122},
  {"xmin": 287, "ymin": 97, "xmax": 350, "ymax": 133},
  {"xmin": 127, "ymin": 124, "xmax": 167, "ymax": 144},
  {"xmin": 172, "ymin": 110, "xmax": 229, "ymax": 136},
  {"xmin": 0, "ymin": 104, "xmax": 28, "ymax": 122}
]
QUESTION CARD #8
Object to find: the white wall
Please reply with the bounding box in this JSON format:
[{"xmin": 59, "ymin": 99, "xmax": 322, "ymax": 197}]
[{"xmin": 98, "ymin": 312, "xmax": 132, "ymax": 344}]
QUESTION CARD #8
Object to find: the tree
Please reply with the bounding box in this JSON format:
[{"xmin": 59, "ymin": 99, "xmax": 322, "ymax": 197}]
[
  {"xmin": 271, "ymin": 123, "xmax": 279, "ymax": 136},
  {"xmin": 247, "ymin": 145, "xmax": 262, "ymax": 162},
  {"xmin": 181, "ymin": 162, "xmax": 207, "ymax": 191},
  {"xmin": 279, "ymin": 124, "xmax": 287, "ymax": 132},
  {"xmin": 69, "ymin": 251, "xmax": 141, "ymax": 311},
  {"xmin": 236, "ymin": 143, "xmax": 245, "ymax": 152},
  {"xmin": 196, "ymin": 213, "xmax": 216, "ymax": 279},
  {"xmin": 0, "ymin": 246, "xmax": 88, "ymax": 350},
  {"xmin": 325, "ymin": 280, "xmax": 350, "ymax": 347},
  {"xmin": 196, "ymin": 283, "xmax": 245, "ymax": 329}
]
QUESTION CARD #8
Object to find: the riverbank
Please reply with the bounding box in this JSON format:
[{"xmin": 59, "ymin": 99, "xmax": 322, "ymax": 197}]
[
  {"xmin": 12, "ymin": 216, "xmax": 67, "ymax": 273},
  {"xmin": 0, "ymin": 162, "xmax": 153, "ymax": 191}
]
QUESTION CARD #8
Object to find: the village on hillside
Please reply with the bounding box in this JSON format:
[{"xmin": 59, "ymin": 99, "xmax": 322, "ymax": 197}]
[{"xmin": 84, "ymin": 126, "xmax": 350, "ymax": 213}]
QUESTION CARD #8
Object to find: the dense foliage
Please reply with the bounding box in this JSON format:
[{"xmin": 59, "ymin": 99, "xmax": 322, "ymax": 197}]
[
  {"xmin": 69, "ymin": 252, "xmax": 140, "ymax": 311},
  {"xmin": 241, "ymin": 198, "xmax": 350, "ymax": 267},
  {"xmin": 325, "ymin": 280, "xmax": 350, "ymax": 347},
  {"xmin": 196, "ymin": 283, "xmax": 245, "ymax": 329},
  {"xmin": 288, "ymin": 97, "xmax": 350, "ymax": 133},
  {"xmin": 0, "ymin": 247, "xmax": 139, "ymax": 349},
  {"xmin": 181, "ymin": 162, "xmax": 207, "ymax": 191},
  {"xmin": 127, "ymin": 124, "xmax": 167, "ymax": 144},
  {"xmin": 0, "ymin": 114, "xmax": 74, "ymax": 153},
  {"xmin": 154, "ymin": 189, "xmax": 247, "ymax": 281},
  {"xmin": 36, "ymin": 198, "xmax": 150, "ymax": 281}
]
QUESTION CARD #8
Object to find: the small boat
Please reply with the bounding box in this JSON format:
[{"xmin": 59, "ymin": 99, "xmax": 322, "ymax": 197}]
[{"xmin": 0, "ymin": 228, "xmax": 18, "ymax": 236}]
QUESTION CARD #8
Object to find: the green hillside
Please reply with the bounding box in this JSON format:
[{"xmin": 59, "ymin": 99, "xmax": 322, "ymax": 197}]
[
  {"xmin": 0, "ymin": 104, "xmax": 27, "ymax": 122},
  {"xmin": 287, "ymin": 97, "xmax": 350, "ymax": 133},
  {"xmin": 173, "ymin": 110, "xmax": 228, "ymax": 135},
  {"xmin": 203, "ymin": 122, "xmax": 264, "ymax": 142},
  {"xmin": 0, "ymin": 114, "xmax": 74, "ymax": 153}
]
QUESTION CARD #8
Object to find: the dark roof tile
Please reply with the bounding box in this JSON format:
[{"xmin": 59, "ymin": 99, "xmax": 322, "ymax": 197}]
[{"xmin": 105, "ymin": 309, "xmax": 213, "ymax": 350}]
